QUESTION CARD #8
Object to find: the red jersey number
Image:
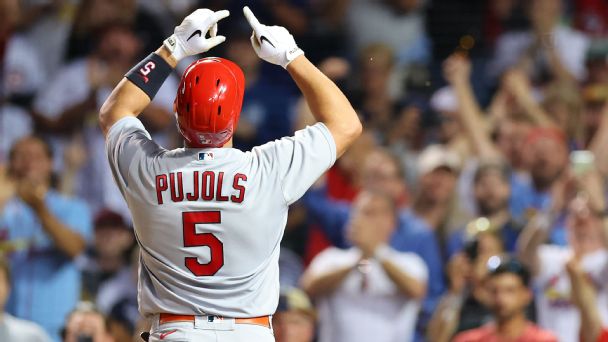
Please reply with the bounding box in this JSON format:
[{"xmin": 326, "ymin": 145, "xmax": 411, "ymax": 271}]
[{"xmin": 182, "ymin": 211, "xmax": 224, "ymax": 276}]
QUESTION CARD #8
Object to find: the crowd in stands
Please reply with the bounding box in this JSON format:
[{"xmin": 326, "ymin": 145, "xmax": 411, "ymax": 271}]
[{"xmin": 2, "ymin": 0, "xmax": 608, "ymax": 341}]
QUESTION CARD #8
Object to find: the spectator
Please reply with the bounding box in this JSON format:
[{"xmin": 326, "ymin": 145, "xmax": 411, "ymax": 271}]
[
  {"xmin": 66, "ymin": 0, "xmax": 166, "ymax": 61},
  {"xmin": 0, "ymin": 257, "xmax": 51, "ymax": 342},
  {"xmin": 582, "ymin": 84, "xmax": 608, "ymax": 154},
  {"xmin": 61, "ymin": 302, "xmax": 114, "ymax": 342},
  {"xmin": 387, "ymin": 101, "xmax": 426, "ymax": 190},
  {"xmin": 447, "ymin": 161, "xmax": 523, "ymax": 257},
  {"xmin": 574, "ymin": 0, "xmax": 608, "ymax": 37},
  {"xmin": 453, "ymin": 258, "xmax": 557, "ymax": 342},
  {"xmin": 584, "ymin": 42, "xmax": 608, "ymax": 85},
  {"xmin": 0, "ymin": 0, "xmax": 39, "ymax": 162},
  {"xmin": 226, "ymin": 28, "xmax": 298, "ymax": 151},
  {"xmin": 32, "ymin": 22, "xmax": 178, "ymax": 217},
  {"xmin": 567, "ymin": 252, "xmax": 608, "ymax": 342},
  {"xmin": 346, "ymin": 0, "xmax": 430, "ymax": 66},
  {"xmin": 510, "ymin": 127, "xmax": 570, "ymax": 244},
  {"xmin": 428, "ymin": 232, "xmax": 504, "ymax": 341},
  {"xmin": 0, "ymin": 136, "xmax": 92, "ymax": 341},
  {"xmin": 490, "ymin": 0, "xmax": 590, "ymax": 83},
  {"xmin": 301, "ymin": 190, "xmax": 427, "ymax": 342},
  {"xmin": 97, "ymin": 248, "xmax": 139, "ymax": 342},
  {"xmin": 273, "ymin": 287, "xmax": 316, "ymax": 342},
  {"xmin": 351, "ymin": 44, "xmax": 399, "ymax": 138},
  {"xmin": 404, "ymin": 144, "xmax": 460, "ymax": 239},
  {"xmin": 79, "ymin": 210, "xmax": 133, "ymax": 302},
  {"xmin": 303, "ymin": 147, "xmax": 444, "ymax": 340},
  {"xmin": 518, "ymin": 172, "xmax": 608, "ymax": 342},
  {"xmin": 1, "ymin": 0, "xmax": 47, "ymax": 104}
]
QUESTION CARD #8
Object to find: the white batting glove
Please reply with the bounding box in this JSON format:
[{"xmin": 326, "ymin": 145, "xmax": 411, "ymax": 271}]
[
  {"xmin": 243, "ymin": 6, "xmax": 304, "ymax": 69},
  {"xmin": 163, "ymin": 9, "xmax": 230, "ymax": 62}
]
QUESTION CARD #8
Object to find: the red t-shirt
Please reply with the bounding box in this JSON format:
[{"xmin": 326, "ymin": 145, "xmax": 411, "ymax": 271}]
[
  {"xmin": 597, "ymin": 328, "xmax": 608, "ymax": 342},
  {"xmin": 453, "ymin": 323, "xmax": 557, "ymax": 342}
]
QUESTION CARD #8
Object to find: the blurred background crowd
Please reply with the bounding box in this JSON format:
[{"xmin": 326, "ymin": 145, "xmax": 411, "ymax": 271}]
[{"xmin": 2, "ymin": 0, "xmax": 608, "ymax": 341}]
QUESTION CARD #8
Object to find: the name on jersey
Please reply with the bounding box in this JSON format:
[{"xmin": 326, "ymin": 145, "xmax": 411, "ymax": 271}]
[{"xmin": 155, "ymin": 171, "xmax": 247, "ymax": 205}]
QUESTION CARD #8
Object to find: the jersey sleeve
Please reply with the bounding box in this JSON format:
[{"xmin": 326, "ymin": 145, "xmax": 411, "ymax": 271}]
[
  {"xmin": 105, "ymin": 116, "xmax": 163, "ymax": 194},
  {"xmin": 252, "ymin": 122, "xmax": 337, "ymax": 205}
]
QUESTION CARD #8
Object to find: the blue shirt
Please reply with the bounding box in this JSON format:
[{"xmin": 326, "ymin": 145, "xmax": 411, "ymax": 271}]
[
  {"xmin": 303, "ymin": 188, "xmax": 445, "ymax": 341},
  {"xmin": 0, "ymin": 190, "xmax": 92, "ymax": 342},
  {"xmin": 509, "ymin": 174, "xmax": 567, "ymax": 245}
]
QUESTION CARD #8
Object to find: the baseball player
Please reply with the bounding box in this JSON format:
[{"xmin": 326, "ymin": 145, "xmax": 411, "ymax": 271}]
[{"xmin": 98, "ymin": 6, "xmax": 361, "ymax": 342}]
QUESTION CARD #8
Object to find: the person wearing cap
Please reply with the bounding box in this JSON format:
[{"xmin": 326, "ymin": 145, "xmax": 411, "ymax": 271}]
[
  {"xmin": 401, "ymin": 144, "xmax": 460, "ymax": 240},
  {"xmin": 430, "ymin": 87, "xmax": 463, "ymax": 150},
  {"xmin": 446, "ymin": 161, "xmax": 524, "ymax": 258},
  {"xmin": 302, "ymin": 147, "xmax": 445, "ymax": 340},
  {"xmin": 272, "ymin": 288, "xmax": 316, "ymax": 342},
  {"xmin": 453, "ymin": 258, "xmax": 557, "ymax": 342},
  {"xmin": 80, "ymin": 209, "xmax": 134, "ymax": 301},
  {"xmin": 301, "ymin": 190, "xmax": 428, "ymax": 342}
]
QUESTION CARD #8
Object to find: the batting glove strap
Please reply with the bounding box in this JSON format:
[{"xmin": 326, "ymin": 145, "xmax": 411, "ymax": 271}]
[
  {"xmin": 163, "ymin": 34, "xmax": 188, "ymax": 62},
  {"xmin": 164, "ymin": 9, "xmax": 229, "ymax": 62}
]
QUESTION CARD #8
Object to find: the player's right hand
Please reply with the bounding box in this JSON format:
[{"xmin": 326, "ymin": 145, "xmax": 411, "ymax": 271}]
[
  {"xmin": 243, "ymin": 6, "xmax": 304, "ymax": 69},
  {"xmin": 163, "ymin": 9, "xmax": 230, "ymax": 62}
]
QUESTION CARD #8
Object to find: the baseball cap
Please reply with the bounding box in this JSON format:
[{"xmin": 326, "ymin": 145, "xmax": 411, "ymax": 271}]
[
  {"xmin": 430, "ymin": 86, "xmax": 459, "ymax": 113},
  {"xmin": 486, "ymin": 256, "xmax": 531, "ymax": 287},
  {"xmin": 276, "ymin": 287, "xmax": 316, "ymax": 320},
  {"xmin": 417, "ymin": 145, "xmax": 460, "ymax": 175},
  {"xmin": 94, "ymin": 209, "xmax": 128, "ymax": 230},
  {"xmin": 524, "ymin": 127, "xmax": 567, "ymax": 147}
]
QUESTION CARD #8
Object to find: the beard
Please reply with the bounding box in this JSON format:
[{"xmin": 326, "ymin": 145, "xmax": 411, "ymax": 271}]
[{"xmin": 477, "ymin": 198, "xmax": 508, "ymax": 217}]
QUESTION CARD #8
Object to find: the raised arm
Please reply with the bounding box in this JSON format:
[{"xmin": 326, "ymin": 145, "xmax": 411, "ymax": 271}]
[
  {"xmin": 243, "ymin": 7, "xmax": 361, "ymax": 157},
  {"xmin": 566, "ymin": 255, "xmax": 603, "ymax": 342},
  {"xmin": 443, "ymin": 54, "xmax": 500, "ymax": 159},
  {"xmin": 516, "ymin": 212, "xmax": 553, "ymax": 276},
  {"xmin": 99, "ymin": 9, "xmax": 230, "ymax": 136}
]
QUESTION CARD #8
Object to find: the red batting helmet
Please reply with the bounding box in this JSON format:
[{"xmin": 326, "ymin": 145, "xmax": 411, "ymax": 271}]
[{"xmin": 174, "ymin": 57, "xmax": 245, "ymax": 148}]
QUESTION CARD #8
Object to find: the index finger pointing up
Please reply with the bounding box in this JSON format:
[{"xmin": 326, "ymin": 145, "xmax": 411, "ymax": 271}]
[{"xmin": 243, "ymin": 6, "xmax": 262, "ymax": 32}]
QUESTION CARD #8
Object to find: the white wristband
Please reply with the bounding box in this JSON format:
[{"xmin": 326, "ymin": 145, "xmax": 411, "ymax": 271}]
[{"xmin": 374, "ymin": 244, "xmax": 391, "ymax": 262}]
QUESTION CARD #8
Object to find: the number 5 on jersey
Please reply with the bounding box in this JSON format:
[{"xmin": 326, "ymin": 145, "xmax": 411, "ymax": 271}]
[{"xmin": 182, "ymin": 211, "xmax": 224, "ymax": 276}]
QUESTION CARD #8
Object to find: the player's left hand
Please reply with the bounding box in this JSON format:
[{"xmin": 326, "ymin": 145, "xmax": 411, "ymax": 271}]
[
  {"xmin": 164, "ymin": 9, "xmax": 230, "ymax": 62},
  {"xmin": 243, "ymin": 6, "xmax": 304, "ymax": 69}
]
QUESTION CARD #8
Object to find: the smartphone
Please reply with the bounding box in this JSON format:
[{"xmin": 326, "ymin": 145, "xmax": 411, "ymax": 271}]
[{"xmin": 570, "ymin": 150, "xmax": 595, "ymax": 176}]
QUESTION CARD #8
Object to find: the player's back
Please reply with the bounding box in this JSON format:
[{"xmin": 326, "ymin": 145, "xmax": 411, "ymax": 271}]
[{"xmin": 106, "ymin": 117, "xmax": 336, "ymax": 318}]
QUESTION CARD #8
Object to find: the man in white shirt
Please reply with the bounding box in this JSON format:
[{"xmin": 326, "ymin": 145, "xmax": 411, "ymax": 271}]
[
  {"xmin": 490, "ymin": 0, "xmax": 590, "ymax": 82},
  {"xmin": 301, "ymin": 190, "xmax": 428, "ymax": 342},
  {"xmin": 518, "ymin": 195, "xmax": 608, "ymax": 341},
  {"xmin": 0, "ymin": 258, "xmax": 51, "ymax": 342}
]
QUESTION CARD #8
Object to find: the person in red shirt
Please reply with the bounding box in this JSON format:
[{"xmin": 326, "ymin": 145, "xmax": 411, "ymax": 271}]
[{"xmin": 453, "ymin": 258, "xmax": 557, "ymax": 342}]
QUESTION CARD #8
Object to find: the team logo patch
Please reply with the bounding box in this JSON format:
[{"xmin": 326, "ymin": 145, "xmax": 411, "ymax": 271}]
[{"xmin": 199, "ymin": 152, "xmax": 214, "ymax": 161}]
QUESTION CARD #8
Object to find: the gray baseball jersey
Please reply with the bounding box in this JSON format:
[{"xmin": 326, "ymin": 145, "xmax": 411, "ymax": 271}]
[{"xmin": 106, "ymin": 117, "xmax": 336, "ymax": 318}]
